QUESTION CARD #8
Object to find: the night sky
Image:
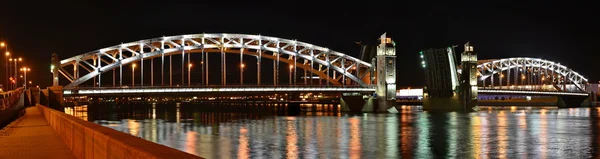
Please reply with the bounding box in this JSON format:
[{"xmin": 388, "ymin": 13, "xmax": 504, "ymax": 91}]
[{"xmin": 0, "ymin": 1, "xmax": 597, "ymax": 88}]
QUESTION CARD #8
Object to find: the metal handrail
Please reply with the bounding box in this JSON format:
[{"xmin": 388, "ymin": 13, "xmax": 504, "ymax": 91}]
[{"xmin": 69, "ymin": 85, "xmax": 375, "ymax": 90}]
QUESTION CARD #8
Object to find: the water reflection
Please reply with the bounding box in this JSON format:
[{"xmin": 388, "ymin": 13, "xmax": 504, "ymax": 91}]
[{"xmin": 70, "ymin": 103, "xmax": 600, "ymax": 158}]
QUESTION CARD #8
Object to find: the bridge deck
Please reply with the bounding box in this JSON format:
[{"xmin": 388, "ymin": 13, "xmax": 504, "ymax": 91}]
[{"xmin": 0, "ymin": 107, "xmax": 75, "ymax": 159}]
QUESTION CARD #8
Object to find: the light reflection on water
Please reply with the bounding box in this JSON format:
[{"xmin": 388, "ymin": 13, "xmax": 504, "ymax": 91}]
[{"xmin": 69, "ymin": 104, "xmax": 600, "ymax": 159}]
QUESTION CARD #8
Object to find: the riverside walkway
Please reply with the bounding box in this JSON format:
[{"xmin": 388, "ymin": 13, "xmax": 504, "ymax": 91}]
[
  {"xmin": 0, "ymin": 104, "xmax": 201, "ymax": 159},
  {"xmin": 0, "ymin": 106, "xmax": 76, "ymax": 159}
]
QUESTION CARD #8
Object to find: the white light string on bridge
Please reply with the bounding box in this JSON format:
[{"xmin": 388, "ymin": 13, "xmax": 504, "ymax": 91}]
[{"xmin": 58, "ymin": 33, "xmax": 374, "ymax": 89}]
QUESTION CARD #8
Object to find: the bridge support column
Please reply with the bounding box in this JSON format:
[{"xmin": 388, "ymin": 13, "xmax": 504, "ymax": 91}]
[
  {"xmin": 46, "ymin": 86, "xmax": 64, "ymax": 112},
  {"xmin": 557, "ymin": 94, "xmax": 592, "ymax": 108},
  {"xmin": 340, "ymin": 93, "xmax": 377, "ymax": 112},
  {"xmin": 29, "ymin": 87, "xmax": 40, "ymax": 105},
  {"xmin": 374, "ymin": 33, "xmax": 397, "ymax": 113}
]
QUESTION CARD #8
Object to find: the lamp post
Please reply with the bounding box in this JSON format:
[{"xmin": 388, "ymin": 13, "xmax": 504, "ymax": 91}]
[
  {"xmin": 132, "ymin": 63, "xmax": 136, "ymax": 87},
  {"xmin": 188, "ymin": 63, "xmax": 192, "ymax": 86},
  {"xmin": 4, "ymin": 51, "xmax": 9, "ymax": 90},
  {"xmin": 15, "ymin": 57, "xmax": 21, "ymax": 89},
  {"xmin": 8, "ymin": 58, "xmax": 12, "ymax": 90},
  {"xmin": 289, "ymin": 65, "xmax": 293, "ymax": 85},
  {"xmin": 20, "ymin": 67, "xmax": 30, "ymax": 90},
  {"xmin": 240, "ymin": 63, "xmax": 245, "ymax": 85},
  {"xmin": 2, "ymin": 42, "xmax": 7, "ymax": 90},
  {"xmin": 8, "ymin": 58, "xmax": 21, "ymax": 90}
]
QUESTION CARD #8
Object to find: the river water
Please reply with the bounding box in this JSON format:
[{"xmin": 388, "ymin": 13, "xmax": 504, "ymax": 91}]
[{"xmin": 66, "ymin": 104, "xmax": 600, "ymax": 158}]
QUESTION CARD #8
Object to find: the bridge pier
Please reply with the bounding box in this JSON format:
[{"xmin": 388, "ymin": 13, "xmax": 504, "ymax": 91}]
[
  {"xmin": 41, "ymin": 86, "xmax": 65, "ymax": 112},
  {"xmin": 340, "ymin": 93, "xmax": 379, "ymax": 112},
  {"xmin": 557, "ymin": 94, "xmax": 592, "ymax": 108},
  {"xmin": 28, "ymin": 87, "xmax": 40, "ymax": 106}
]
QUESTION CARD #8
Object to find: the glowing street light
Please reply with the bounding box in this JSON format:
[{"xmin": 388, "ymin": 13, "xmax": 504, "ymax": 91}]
[
  {"xmin": 240, "ymin": 63, "xmax": 245, "ymax": 85},
  {"xmin": 132, "ymin": 63, "xmax": 136, "ymax": 87},
  {"xmin": 9, "ymin": 57, "xmax": 22, "ymax": 89},
  {"xmin": 20, "ymin": 67, "xmax": 30, "ymax": 89},
  {"xmin": 188, "ymin": 63, "xmax": 192, "ymax": 86},
  {"xmin": 289, "ymin": 65, "xmax": 293, "ymax": 85},
  {"xmin": 4, "ymin": 50, "xmax": 8, "ymax": 90}
]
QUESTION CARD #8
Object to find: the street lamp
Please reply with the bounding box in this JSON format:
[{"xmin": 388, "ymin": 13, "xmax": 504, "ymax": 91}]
[
  {"xmin": 188, "ymin": 63, "xmax": 192, "ymax": 86},
  {"xmin": 240, "ymin": 63, "xmax": 245, "ymax": 85},
  {"xmin": 2, "ymin": 42, "xmax": 8, "ymax": 90},
  {"xmin": 20, "ymin": 67, "xmax": 30, "ymax": 89},
  {"xmin": 289, "ymin": 65, "xmax": 293, "ymax": 85},
  {"xmin": 14, "ymin": 58, "xmax": 21, "ymax": 89},
  {"xmin": 132, "ymin": 63, "xmax": 136, "ymax": 87}
]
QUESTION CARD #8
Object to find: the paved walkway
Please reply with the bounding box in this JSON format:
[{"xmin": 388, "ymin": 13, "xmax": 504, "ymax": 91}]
[{"xmin": 0, "ymin": 107, "xmax": 75, "ymax": 159}]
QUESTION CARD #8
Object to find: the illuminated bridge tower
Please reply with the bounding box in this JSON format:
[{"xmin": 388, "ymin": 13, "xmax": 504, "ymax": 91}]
[
  {"xmin": 375, "ymin": 33, "xmax": 397, "ymax": 112},
  {"xmin": 458, "ymin": 42, "xmax": 478, "ymax": 110},
  {"xmin": 45, "ymin": 53, "xmax": 64, "ymax": 111},
  {"xmin": 51, "ymin": 53, "xmax": 60, "ymax": 86}
]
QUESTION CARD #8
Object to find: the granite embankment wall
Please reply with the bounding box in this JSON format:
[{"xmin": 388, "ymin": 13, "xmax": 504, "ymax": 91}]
[{"xmin": 37, "ymin": 104, "xmax": 202, "ymax": 159}]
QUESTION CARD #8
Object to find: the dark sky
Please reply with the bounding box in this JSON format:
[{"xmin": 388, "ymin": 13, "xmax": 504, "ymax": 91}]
[{"xmin": 0, "ymin": 1, "xmax": 598, "ymax": 88}]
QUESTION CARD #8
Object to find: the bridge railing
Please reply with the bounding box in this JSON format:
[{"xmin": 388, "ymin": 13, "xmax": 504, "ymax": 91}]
[
  {"xmin": 68, "ymin": 84, "xmax": 375, "ymax": 90},
  {"xmin": 64, "ymin": 85, "xmax": 376, "ymax": 95},
  {"xmin": 478, "ymin": 86, "xmax": 586, "ymax": 93},
  {"xmin": 0, "ymin": 87, "xmax": 25, "ymax": 129},
  {"xmin": 1, "ymin": 88, "xmax": 24, "ymax": 110}
]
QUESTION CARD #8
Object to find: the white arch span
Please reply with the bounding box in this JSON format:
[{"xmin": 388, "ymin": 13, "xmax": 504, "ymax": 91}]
[
  {"xmin": 474, "ymin": 57, "xmax": 588, "ymax": 91},
  {"xmin": 58, "ymin": 33, "xmax": 374, "ymax": 88}
]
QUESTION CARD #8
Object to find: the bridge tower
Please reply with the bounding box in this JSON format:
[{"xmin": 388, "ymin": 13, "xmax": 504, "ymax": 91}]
[
  {"xmin": 51, "ymin": 53, "xmax": 60, "ymax": 86},
  {"xmin": 375, "ymin": 33, "xmax": 397, "ymax": 112},
  {"xmin": 45, "ymin": 53, "xmax": 64, "ymax": 111},
  {"xmin": 458, "ymin": 42, "xmax": 478, "ymax": 109}
]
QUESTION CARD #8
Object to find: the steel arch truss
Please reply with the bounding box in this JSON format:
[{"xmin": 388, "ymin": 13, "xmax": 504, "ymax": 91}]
[
  {"xmin": 475, "ymin": 57, "xmax": 588, "ymax": 92},
  {"xmin": 59, "ymin": 33, "xmax": 373, "ymax": 88}
]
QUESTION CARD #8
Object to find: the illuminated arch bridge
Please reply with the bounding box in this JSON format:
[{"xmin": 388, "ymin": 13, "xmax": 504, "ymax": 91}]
[
  {"xmin": 459, "ymin": 57, "xmax": 590, "ymax": 93},
  {"xmin": 56, "ymin": 33, "xmax": 376, "ymax": 92}
]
